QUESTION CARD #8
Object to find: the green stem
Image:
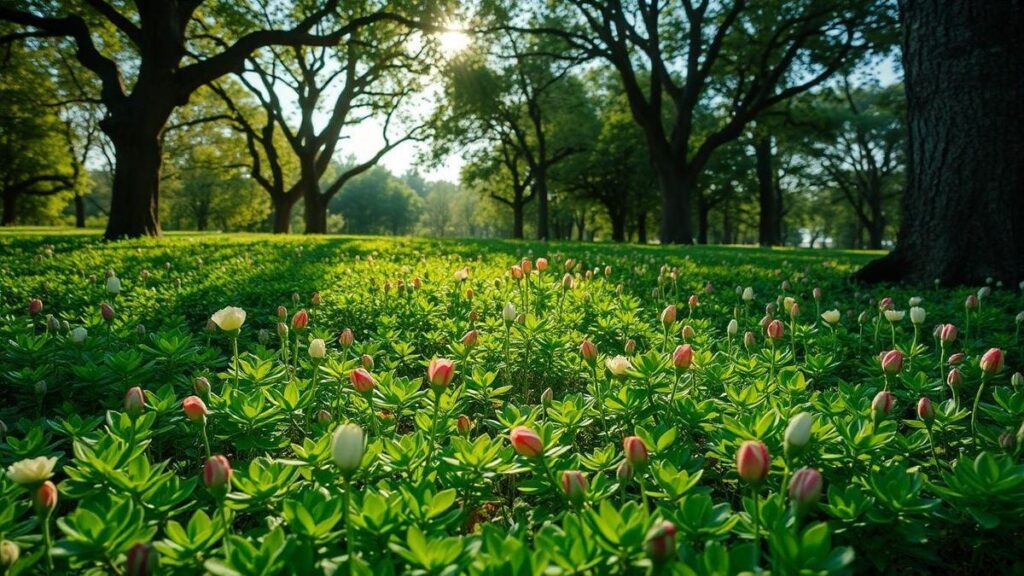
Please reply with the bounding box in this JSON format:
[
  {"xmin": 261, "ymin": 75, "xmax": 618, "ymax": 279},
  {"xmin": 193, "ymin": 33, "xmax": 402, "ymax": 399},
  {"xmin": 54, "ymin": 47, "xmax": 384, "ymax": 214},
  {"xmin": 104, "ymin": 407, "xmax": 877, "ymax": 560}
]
[
  {"xmin": 200, "ymin": 422, "xmax": 212, "ymax": 460},
  {"xmin": 592, "ymin": 364, "xmax": 609, "ymax": 435},
  {"xmin": 343, "ymin": 478, "xmax": 355, "ymax": 576},
  {"xmin": 232, "ymin": 337, "xmax": 240, "ymax": 388},
  {"xmin": 638, "ymin": 475, "xmax": 650, "ymax": 511},
  {"xmin": 751, "ymin": 488, "xmax": 760, "ymax": 565},
  {"xmin": 925, "ymin": 426, "xmax": 940, "ymax": 469},
  {"xmin": 971, "ymin": 375, "xmax": 988, "ymax": 445},
  {"xmin": 42, "ymin": 510, "xmax": 53, "ymax": 573}
]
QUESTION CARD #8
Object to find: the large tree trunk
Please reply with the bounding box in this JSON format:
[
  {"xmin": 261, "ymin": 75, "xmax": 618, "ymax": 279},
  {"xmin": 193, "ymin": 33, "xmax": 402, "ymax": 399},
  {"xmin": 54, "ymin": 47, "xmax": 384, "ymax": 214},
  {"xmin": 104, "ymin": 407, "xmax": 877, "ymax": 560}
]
[
  {"xmin": 271, "ymin": 195, "xmax": 296, "ymax": 233},
  {"xmin": 535, "ymin": 167, "xmax": 549, "ymax": 241},
  {"xmin": 609, "ymin": 208, "xmax": 626, "ymax": 242},
  {"xmin": 102, "ymin": 106, "xmax": 168, "ymax": 239},
  {"xmin": 755, "ymin": 135, "xmax": 781, "ymax": 247},
  {"xmin": 511, "ymin": 200, "xmax": 525, "ymax": 239},
  {"xmin": 697, "ymin": 197, "xmax": 711, "ymax": 245},
  {"xmin": 856, "ymin": 0, "xmax": 1024, "ymax": 284},
  {"xmin": 299, "ymin": 158, "xmax": 328, "ymax": 234},
  {"xmin": 654, "ymin": 156, "xmax": 695, "ymax": 244},
  {"xmin": 637, "ymin": 210, "xmax": 648, "ymax": 244},
  {"xmin": 2, "ymin": 192, "xmax": 16, "ymax": 225},
  {"xmin": 74, "ymin": 195, "xmax": 86, "ymax": 228}
]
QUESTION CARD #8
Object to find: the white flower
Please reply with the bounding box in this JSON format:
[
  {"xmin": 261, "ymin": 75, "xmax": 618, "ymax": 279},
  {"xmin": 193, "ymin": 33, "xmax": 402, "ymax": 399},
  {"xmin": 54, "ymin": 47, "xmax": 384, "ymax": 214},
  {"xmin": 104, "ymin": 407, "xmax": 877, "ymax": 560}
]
[
  {"xmin": 308, "ymin": 338, "xmax": 326, "ymax": 359},
  {"xmin": 784, "ymin": 413, "xmax": 814, "ymax": 450},
  {"xmin": 978, "ymin": 286, "xmax": 991, "ymax": 299},
  {"xmin": 821, "ymin": 310, "xmax": 841, "ymax": 325},
  {"xmin": 910, "ymin": 306, "xmax": 926, "ymax": 325},
  {"xmin": 211, "ymin": 306, "xmax": 246, "ymax": 331},
  {"xmin": 5, "ymin": 456, "xmax": 57, "ymax": 485},
  {"xmin": 605, "ymin": 355, "xmax": 633, "ymax": 377},
  {"xmin": 502, "ymin": 302, "xmax": 516, "ymax": 323},
  {"xmin": 331, "ymin": 423, "xmax": 365, "ymax": 475},
  {"xmin": 727, "ymin": 319, "xmax": 739, "ymax": 336},
  {"xmin": 105, "ymin": 276, "xmax": 121, "ymax": 294},
  {"xmin": 1017, "ymin": 311, "xmax": 1024, "ymax": 324},
  {"xmin": 70, "ymin": 326, "xmax": 88, "ymax": 343},
  {"xmin": 454, "ymin": 267, "xmax": 469, "ymax": 282},
  {"xmin": 909, "ymin": 296, "xmax": 923, "ymax": 307},
  {"xmin": 742, "ymin": 287, "xmax": 755, "ymax": 302},
  {"xmin": 884, "ymin": 310, "xmax": 905, "ymax": 322}
]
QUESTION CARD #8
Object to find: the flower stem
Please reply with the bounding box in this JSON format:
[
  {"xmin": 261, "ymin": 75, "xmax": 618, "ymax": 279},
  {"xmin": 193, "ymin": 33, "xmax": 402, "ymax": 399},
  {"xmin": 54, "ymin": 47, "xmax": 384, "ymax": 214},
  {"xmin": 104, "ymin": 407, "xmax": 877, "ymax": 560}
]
[
  {"xmin": 200, "ymin": 422, "xmax": 212, "ymax": 460},
  {"xmin": 971, "ymin": 375, "xmax": 988, "ymax": 444},
  {"xmin": 42, "ymin": 510, "xmax": 53, "ymax": 573},
  {"xmin": 343, "ymin": 478, "xmax": 355, "ymax": 576},
  {"xmin": 751, "ymin": 488, "xmax": 761, "ymax": 565}
]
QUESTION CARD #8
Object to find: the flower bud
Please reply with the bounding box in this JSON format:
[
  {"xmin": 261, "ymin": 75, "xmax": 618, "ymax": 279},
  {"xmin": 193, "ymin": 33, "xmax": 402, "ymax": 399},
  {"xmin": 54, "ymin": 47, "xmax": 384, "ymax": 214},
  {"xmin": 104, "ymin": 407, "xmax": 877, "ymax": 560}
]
[
  {"xmin": 687, "ymin": 294, "xmax": 699, "ymax": 310},
  {"xmin": 330, "ymin": 423, "xmax": 365, "ymax": 475},
  {"xmin": 339, "ymin": 328, "xmax": 354, "ymax": 347},
  {"xmin": 813, "ymin": 287, "xmax": 822, "ymax": 300},
  {"xmin": 182, "ymin": 395, "xmax": 208, "ymax": 423},
  {"xmin": 788, "ymin": 467, "xmax": 823, "ymax": 513},
  {"xmin": 460, "ymin": 330, "xmax": 479, "ymax": 349},
  {"xmin": 193, "ymin": 376, "xmax": 211, "ymax": 396},
  {"xmin": 999, "ymin": 430, "xmax": 1016, "ymax": 451},
  {"xmin": 965, "ymin": 294, "xmax": 978, "ymax": 310},
  {"xmin": 909, "ymin": 306, "xmax": 926, "ymax": 325},
  {"xmin": 503, "ymin": 302, "xmax": 517, "ymax": 324},
  {"xmin": 277, "ymin": 305, "xmax": 287, "ymax": 320},
  {"xmin": 308, "ymin": 338, "xmax": 326, "ymax": 360},
  {"xmin": 1012, "ymin": 372, "xmax": 1024, "ymax": 389},
  {"xmin": 878, "ymin": 297, "xmax": 893, "ymax": 311},
  {"xmin": 880, "ymin": 349, "xmax": 903, "ymax": 375},
  {"xmin": 0, "ymin": 540, "xmax": 19, "ymax": 569},
  {"xmin": 310, "ymin": 292, "xmax": 322, "ymax": 306},
  {"xmin": 917, "ymin": 396, "xmax": 935, "ymax": 424},
  {"xmin": 624, "ymin": 339, "xmax": 636, "ymax": 354},
  {"xmin": 70, "ymin": 326, "xmax": 88, "ymax": 344},
  {"xmin": 292, "ymin": 292, "xmax": 300, "ymax": 304},
  {"xmin": 350, "ymin": 368, "xmax": 375, "ymax": 394},
  {"xmin": 616, "ymin": 459, "xmax": 634, "ymax": 483},
  {"xmin": 645, "ymin": 521, "xmax": 677, "ymax": 563},
  {"xmin": 939, "ymin": 323, "xmax": 957, "ymax": 343},
  {"xmin": 743, "ymin": 331, "xmax": 757, "ymax": 350},
  {"xmin": 561, "ymin": 470, "xmax": 588, "ymax": 506},
  {"xmin": 947, "ymin": 367, "xmax": 963, "ymax": 389},
  {"xmin": 561, "ymin": 273, "xmax": 574, "ymax": 290},
  {"xmin": 317, "ymin": 410, "xmax": 332, "ymax": 425},
  {"xmin": 46, "ymin": 315, "xmax": 60, "ymax": 332},
  {"xmin": 520, "ymin": 258, "xmax": 532, "ymax": 274},
  {"xmin": 34, "ymin": 480, "xmax": 58, "ymax": 514},
  {"xmin": 101, "ymin": 302, "xmax": 115, "ymax": 321},
  {"xmin": 427, "ymin": 358, "xmax": 455, "ymax": 393},
  {"xmin": 736, "ymin": 440, "xmax": 770, "ymax": 484},
  {"xmin": 623, "ymin": 436, "xmax": 649, "ymax": 468},
  {"xmin": 672, "ymin": 344, "xmax": 694, "ymax": 370},
  {"xmin": 784, "ymin": 412, "xmax": 813, "ymax": 457},
  {"xmin": 948, "ymin": 352, "xmax": 965, "ymax": 365},
  {"xmin": 510, "ymin": 426, "xmax": 543, "ymax": 458},
  {"xmin": 742, "ymin": 287, "xmax": 754, "ymax": 301},
  {"xmin": 766, "ymin": 319, "xmax": 784, "ymax": 341},
  {"xmin": 541, "ymin": 388, "xmax": 553, "ymax": 405},
  {"xmin": 980, "ymin": 348, "xmax": 1004, "ymax": 375},
  {"xmin": 681, "ymin": 325, "xmax": 696, "ymax": 340},
  {"xmin": 291, "ymin": 309, "xmax": 309, "ymax": 331},
  {"xmin": 727, "ymin": 319, "xmax": 739, "ymax": 336},
  {"xmin": 871, "ymin": 390, "xmax": 894, "ymax": 425},
  {"xmin": 125, "ymin": 542, "xmax": 158, "ymax": 576},
  {"xmin": 580, "ymin": 340, "xmax": 598, "ymax": 365},
  {"xmin": 124, "ymin": 387, "xmax": 146, "ymax": 419},
  {"xmin": 276, "ymin": 322, "xmax": 289, "ymax": 340},
  {"xmin": 457, "ymin": 415, "xmax": 472, "ymax": 435},
  {"xmin": 203, "ymin": 455, "xmax": 232, "ymax": 496},
  {"xmin": 660, "ymin": 305, "xmax": 677, "ymax": 325},
  {"xmin": 106, "ymin": 276, "xmax": 121, "ymax": 295},
  {"xmin": 536, "ymin": 258, "xmax": 548, "ymax": 271}
]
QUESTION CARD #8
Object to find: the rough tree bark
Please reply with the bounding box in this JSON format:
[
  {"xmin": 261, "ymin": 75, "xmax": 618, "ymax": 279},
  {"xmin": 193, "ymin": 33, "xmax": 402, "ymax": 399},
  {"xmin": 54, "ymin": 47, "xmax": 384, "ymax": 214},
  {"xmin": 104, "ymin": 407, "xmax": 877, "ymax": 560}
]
[
  {"xmin": 755, "ymin": 135, "xmax": 782, "ymax": 247},
  {"xmin": 855, "ymin": 0, "xmax": 1024, "ymax": 285}
]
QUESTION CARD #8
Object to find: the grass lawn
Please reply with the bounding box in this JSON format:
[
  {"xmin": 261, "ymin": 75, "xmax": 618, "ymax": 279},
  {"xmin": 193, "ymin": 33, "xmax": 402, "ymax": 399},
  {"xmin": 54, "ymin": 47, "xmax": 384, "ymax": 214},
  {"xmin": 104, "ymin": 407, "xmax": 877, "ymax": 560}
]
[{"xmin": 1, "ymin": 230, "xmax": 1021, "ymax": 575}]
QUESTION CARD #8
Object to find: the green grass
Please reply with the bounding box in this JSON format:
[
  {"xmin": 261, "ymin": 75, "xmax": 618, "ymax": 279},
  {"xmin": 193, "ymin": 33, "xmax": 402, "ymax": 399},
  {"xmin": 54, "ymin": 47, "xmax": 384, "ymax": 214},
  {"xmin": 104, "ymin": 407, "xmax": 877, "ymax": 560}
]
[{"xmin": 1, "ymin": 231, "xmax": 1022, "ymax": 575}]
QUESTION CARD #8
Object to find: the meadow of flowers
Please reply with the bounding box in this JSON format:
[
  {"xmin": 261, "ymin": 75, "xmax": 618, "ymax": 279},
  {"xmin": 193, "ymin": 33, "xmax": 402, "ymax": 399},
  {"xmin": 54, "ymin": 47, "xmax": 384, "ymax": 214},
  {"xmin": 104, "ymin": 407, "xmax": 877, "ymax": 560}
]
[{"xmin": 1, "ymin": 232, "xmax": 1023, "ymax": 575}]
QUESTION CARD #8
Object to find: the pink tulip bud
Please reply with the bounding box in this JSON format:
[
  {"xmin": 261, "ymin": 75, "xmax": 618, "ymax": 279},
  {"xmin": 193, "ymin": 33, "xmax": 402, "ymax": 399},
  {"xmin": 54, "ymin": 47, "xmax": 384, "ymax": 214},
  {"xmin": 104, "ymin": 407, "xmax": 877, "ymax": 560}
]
[
  {"xmin": 948, "ymin": 352, "xmax": 965, "ymax": 365},
  {"xmin": 290, "ymin": 309, "xmax": 309, "ymax": 331},
  {"xmin": 561, "ymin": 470, "xmax": 588, "ymax": 505},
  {"xmin": 645, "ymin": 521, "xmax": 677, "ymax": 563},
  {"xmin": 878, "ymin": 297, "xmax": 894, "ymax": 311},
  {"xmin": 624, "ymin": 339, "xmax": 636, "ymax": 354},
  {"xmin": 465, "ymin": 287, "xmax": 474, "ymax": 299},
  {"xmin": 457, "ymin": 414, "xmax": 472, "ymax": 435},
  {"xmin": 412, "ymin": 277, "xmax": 422, "ymax": 289},
  {"xmin": 124, "ymin": 387, "xmax": 146, "ymax": 419},
  {"xmin": 788, "ymin": 467, "xmax": 823, "ymax": 512},
  {"xmin": 427, "ymin": 358, "xmax": 455, "ymax": 392},
  {"xmin": 193, "ymin": 376, "xmax": 211, "ymax": 396},
  {"xmin": 939, "ymin": 323, "xmax": 957, "ymax": 343},
  {"xmin": 125, "ymin": 542, "xmax": 158, "ymax": 576},
  {"xmin": 766, "ymin": 319, "xmax": 784, "ymax": 341},
  {"xmin": 541, "ymin": 388, "xmax": 553, "ymax": 405},
  {"xmin": 687, "ymin": 294, "xmax": 699, "ymax": 309},
  {"xmin": 660, "ymin": 305, "xmax": 677, "ymax": 325},
  {"xmin": 101, "ymin": 302, "xmax": 115, "ymax": 321},
  {"xmin": 980, "ymin": 348, "xmax": 1005, "ymax": 375},
  {"xmin": 743, "ymin": 331, "xmax": 757, "ymax": 350},
  {"xmin": 510, "ymin": 426, "xmax": 543, "ymax": 458},
  {"xmin": 349, "ymin": 368, "xmax": 375, "ymax": 394},
  {"xmin": 672, "ymin": 344, "xmax": 694, "ymax": 369},
  {"xmin": 34, "ymin": 480, "xmax": 58, "ymax": 514},
  {"xmin": 880, "ymin": 349, "xmax": 903, "ymax": 375},
  {"xmin": 790, "ymin": 302, "xmax": 800, "ymax": 319},
  {"xmin": 871, "ymin": 390, "xmax": 894, "ymax": 417},
  {"xmin": 945, "ymin": 368, "xmax": 962, "ymax": 390},
  {"xmin": 276, "ymin": 322, "xmax": 288, "ymax": 339},
  {"xmin": 917, "ymin": 397, "xmax": 935, "ymax": 424},
  {"xmin": 28, "ymin": 298, "xmax": 43, "ymax": 316},
  {"xmin": 310, "ymin": 292, "xmax": 322, "ymax": 306},
  {"xmin": 623, "ymin": 436, "xmax": 649, "ymax": 468},
  {"xmin": 580, "ymin": 340, "xmax": 598, "ymax": 364},
  {"xmin": 965, "ymin": 294, "xmax": 978, "ymax": 310},
  {"xmin": 510, "ymin": 265, "xmax": 523, "ymax": 280},
  {"xmin": 681, "ymin": 325, "xmax": 696, "ymax": 340},
  {"xmin": 338, "ymin": 328, "xmax": 354, "ymax": 348},
  {"xmin": 317, "ymin": 410, "xmax": 332, "ymax": 425},
  {"xmin": 736, "ymin": 440, "xmax": 770, "ymax": 484},
  {"xmin": 203, "ymin": 455, "xmax": 232, "ymax": 496},
  {"xmin": 182, "ymin": 395, "xmax": 208, "ymax": 423},
  {"xmin": 460, "ymin": 330, "xmax": 479, "ymax": 349},
  {"xmin": 536, "ymin": 258, "xmax": 548, "ymax": 271},
  {"xmin": 616, "ymin": 460, "xmax": 633, "ymax": 482}
]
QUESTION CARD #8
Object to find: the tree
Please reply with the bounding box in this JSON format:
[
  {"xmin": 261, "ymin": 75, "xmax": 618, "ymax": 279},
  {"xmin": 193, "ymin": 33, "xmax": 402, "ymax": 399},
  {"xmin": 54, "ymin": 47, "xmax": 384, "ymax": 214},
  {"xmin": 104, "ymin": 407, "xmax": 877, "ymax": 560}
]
[
  {"xmin": 0, "ymin": 0, "xmax": 424, "ymax": 239},
  {"xmin": 855, "ymin": 1, "xmax": 1023, "ymax": 284},
  {"xmin": 432, "ymin": 35, "xmax": 588, "ymax": 239},
  {"xmin": 526, "ymin": 0, "xmax": 893, "ymax": 243},
  {"xmin": 0, "ymin": 39, "xmax": 81, "ymax": 225},
  {"xmin": 212, "ymin": 3, "xmax": 432, "ymax": 234},
  {"xmin": 331, "ymin": 166, "xmax": 422, "ymax": 235},
  {"xmin": 806, "ymin": 82, "xmax": 904, "ymax": 249}
]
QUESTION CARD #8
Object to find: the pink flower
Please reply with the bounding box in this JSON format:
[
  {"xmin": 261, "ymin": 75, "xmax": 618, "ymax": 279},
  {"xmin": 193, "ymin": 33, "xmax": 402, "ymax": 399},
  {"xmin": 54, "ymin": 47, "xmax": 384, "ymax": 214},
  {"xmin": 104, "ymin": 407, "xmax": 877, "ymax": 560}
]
[
  {"xmin": 101, "ymin": 302, "xmax": 115, "ymax": 321},
  {"xmin": 34, "ymin": 480, "xmax": 58, "ymax": 514},
  {"xmin": 349, "ymin": 368, "xmax": 375, "ymax": 394},
  {"xmin": 948, "ymin": 352, "xmax": 965, "ymax": 365},
  {"xmin": 645, "ymin": 521, "xmax": 677, "ymax": 563},
  {"xmin": 290, "ymin": 309, "xmax": 309, "ymax": 331},
  {"xmin": 871, "ymin": 390, "xmax": 894, "ymax": 416},
  {"xmin": 878, "ymin": 297, "xmax": 894, "ymax": 311},
  {"xmin": 736, "ymin": 440, "xmax": 770, "ymax": 484},
  {"xmin": 124, "ymin": 387, "xmax": 146, "ymax": 419},
  {"xmin": 681, "ymin": 325, "xmax": 696, "ymax": 340},
  {"xmin": 939, "ymin": 323, "xmax": 958, "ymax": 344},
  {"xmin": 660, "ymin": 305, "xmax": 677, "ymax": 325},
  {"xmin": 460, "ymin": 330, "xmax": 479, "ymax": 348},
  {"xmin": 203, "ymin": 455, "xmax": 232, "ymax": 494},
  {"xmin": 339, "ymin": 328, "xmax": 354, "ymax": 347},
  {"xmin": 980, "ymin": 348, "xmax": 1004, "ymax": 374},
  {"xmin": 672, "ymin": 344, "xmax": 694, "ymax": 369},
  {"xmin": 766, "ymin": 319, "xmax": 784, "ymax": 341},
  {"xmin": 427, "ymin": 358, "xmax": 455, "ymax": 391},
  {"xmin": 125, "ymin": 542, "xmax": 157, "ymax": 576},
  {"xmin": 536, "ymin": 258, "xmax": 548, "ymax": 271},
  {"xmin": 965, "ymin": 294, "xmax": 978, "ymax": 310},
  {"xmin": 457, "ymin": 415, "xmax": 472, "ymax": 435},
  {"xmin": 510, "ymin": 426, "xmax": 543, "ymax": 458},
  {"xmin": 182, "ymin": 396, "xmax": 208, "ymax": 423},
  {"xmin": 947, "ymin": 368, "xmax": 963, "ymax": 389},
  {"xmin": 623, "ymin": 436, "xmax": 649, "ymax": 467},
  {"xmin": 561, "ymin": 470, "xmax": 588, "ymax": 505},
  {"xmin": 28, "ymin": 298, "xmax": 43, "ymax": 316},
  {"xmin": 580, "ymin": 340, "xmax": 598, "ymax": 364},
  {"xmin": 788, "ymin": 467, "xmax": 823, "ymax": 510},
  {"xmin": 880, "ymin": 349, "xmax": 903, "ymax": 375},
  {"xmin": 687, "ymin": 294, "xmax": 699, "ymax": 309},
  {"xmin": 917, "ymin": 397, "xmax": 935, "ymax": 423}
]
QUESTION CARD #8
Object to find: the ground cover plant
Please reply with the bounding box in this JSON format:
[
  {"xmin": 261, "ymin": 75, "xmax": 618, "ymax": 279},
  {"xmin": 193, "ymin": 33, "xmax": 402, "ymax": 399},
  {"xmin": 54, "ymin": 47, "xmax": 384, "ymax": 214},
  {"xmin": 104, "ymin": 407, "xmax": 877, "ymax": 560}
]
[{"xmin": 1, "ymin": 230, "xmax": 1023, "ymax": 575}]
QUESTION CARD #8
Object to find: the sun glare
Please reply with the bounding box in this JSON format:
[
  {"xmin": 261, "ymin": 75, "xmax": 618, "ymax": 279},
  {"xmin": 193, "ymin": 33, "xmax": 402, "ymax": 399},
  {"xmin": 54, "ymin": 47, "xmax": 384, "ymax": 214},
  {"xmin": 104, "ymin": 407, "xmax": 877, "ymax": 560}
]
[{"xmin": 438, "ymin": 23, "xmax": 471, "ymax": 56}]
